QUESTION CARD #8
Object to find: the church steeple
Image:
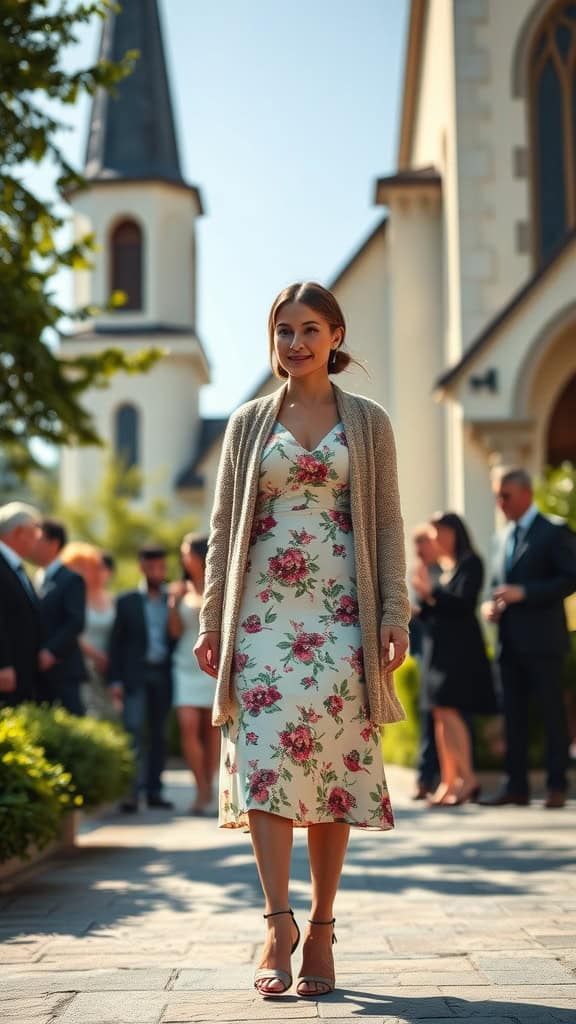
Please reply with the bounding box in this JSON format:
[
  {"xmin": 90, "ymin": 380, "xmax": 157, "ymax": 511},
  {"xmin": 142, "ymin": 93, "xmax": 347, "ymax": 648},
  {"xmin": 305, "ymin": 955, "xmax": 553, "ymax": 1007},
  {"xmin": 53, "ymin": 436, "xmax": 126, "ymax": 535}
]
[{"xmin": 85, "ymin": 0, "xmax": 184, "ymax": 185}]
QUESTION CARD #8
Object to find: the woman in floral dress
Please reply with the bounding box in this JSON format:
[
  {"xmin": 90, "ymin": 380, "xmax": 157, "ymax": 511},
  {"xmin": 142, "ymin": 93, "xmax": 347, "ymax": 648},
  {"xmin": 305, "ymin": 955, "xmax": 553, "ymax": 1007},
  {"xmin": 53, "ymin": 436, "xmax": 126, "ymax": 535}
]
[{"xmin": 195, "ymin": 282, "xmax": 409, "ymax": 999}]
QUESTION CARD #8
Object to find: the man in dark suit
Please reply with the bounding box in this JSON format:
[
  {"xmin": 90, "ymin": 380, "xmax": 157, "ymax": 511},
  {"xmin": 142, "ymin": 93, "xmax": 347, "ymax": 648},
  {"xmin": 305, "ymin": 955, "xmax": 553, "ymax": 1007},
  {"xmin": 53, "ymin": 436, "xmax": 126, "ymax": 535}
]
[
  {"xmin": 108, "ymin": 545, "xmax": 174, "ymax": 812},
  {"xmin": 34, "ymin": 519, "xmax": 87, "ymax": 716},
  {"xmin": 482, "ymin": 467, "xmax": 576, "ymax": 808},
  {"xmin": 0, "ymin": 502, "xmax": 43, "ymax": 706}
]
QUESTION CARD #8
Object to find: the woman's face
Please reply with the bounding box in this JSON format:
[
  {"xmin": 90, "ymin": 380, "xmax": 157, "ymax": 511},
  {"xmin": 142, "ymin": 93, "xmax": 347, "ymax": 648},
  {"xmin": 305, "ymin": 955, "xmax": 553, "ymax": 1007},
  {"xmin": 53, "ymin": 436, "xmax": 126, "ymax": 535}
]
[
  {"xmin": 181, "ymin": 545, "xmax": 203, "ymax": 579},
  {"xmin": 433, "ymin": 524, "xmax": 455, "ymax": 558},
  {"xmin": 274, "ymin": 301, "xmax": 341, "ymax": 379}
]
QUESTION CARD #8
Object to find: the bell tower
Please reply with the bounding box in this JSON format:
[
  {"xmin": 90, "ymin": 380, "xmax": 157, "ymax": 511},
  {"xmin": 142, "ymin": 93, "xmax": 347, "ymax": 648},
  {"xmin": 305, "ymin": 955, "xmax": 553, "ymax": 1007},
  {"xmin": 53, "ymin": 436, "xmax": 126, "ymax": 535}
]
[{"xmin": 60, "ymin": 0, "xmax": 209, "ymax": 514}]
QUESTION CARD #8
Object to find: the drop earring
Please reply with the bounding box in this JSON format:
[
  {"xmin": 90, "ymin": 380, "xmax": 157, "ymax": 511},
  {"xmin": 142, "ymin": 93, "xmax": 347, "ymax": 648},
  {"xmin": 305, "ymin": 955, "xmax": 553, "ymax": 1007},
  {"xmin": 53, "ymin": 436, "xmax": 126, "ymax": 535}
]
[{"xmin": 328, "ymin": 349, "xmax": 337, "ymax": 373}]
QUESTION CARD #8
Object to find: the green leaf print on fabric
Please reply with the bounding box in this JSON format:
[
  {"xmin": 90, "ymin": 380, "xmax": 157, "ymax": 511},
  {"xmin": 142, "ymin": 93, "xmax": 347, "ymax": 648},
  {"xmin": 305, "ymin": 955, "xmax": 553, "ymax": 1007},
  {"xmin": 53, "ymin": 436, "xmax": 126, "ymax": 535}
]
[
  {"xmin": 319, "ymin": 579, "xmax": 360, "ymax": 628},
  {"xmin": 368, "ymin": 782, "xmax": 394, "ymax": 828}
]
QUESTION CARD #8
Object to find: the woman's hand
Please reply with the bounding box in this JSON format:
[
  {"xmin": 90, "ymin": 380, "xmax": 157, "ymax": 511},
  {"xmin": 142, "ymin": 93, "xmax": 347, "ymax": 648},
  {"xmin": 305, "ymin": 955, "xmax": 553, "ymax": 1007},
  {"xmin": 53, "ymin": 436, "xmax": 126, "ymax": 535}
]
[
  {"xmin": 380, "ymin": 624, "xmax": 409, "ymax": 673},
  {"xmin": 194, "ymin": 630, "xmax": 220, "ymax": 678},
  {"xmin": 411, "ymin": 560, "xmax": 432, "ymax": 600}
]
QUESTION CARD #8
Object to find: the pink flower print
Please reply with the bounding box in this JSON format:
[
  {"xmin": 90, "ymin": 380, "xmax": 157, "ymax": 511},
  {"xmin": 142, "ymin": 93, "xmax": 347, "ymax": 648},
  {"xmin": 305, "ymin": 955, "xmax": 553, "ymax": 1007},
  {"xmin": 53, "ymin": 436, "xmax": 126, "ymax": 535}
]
[
  {"xmin": 292, "ymin": 631, "xmax": 325, "ymax": 663},
  {"xmin": 242, "ymin": 614, "xmax": 263, "ymax": 634},
  {"xmin": 249, "ymin": 767, "xmax": 279, "ymax": 804},
  {"xmin": 301, "ymin": 676, "xmax": 318, "ymax": 689},
  {"xmin": 279, "ymin": 723, "xmax": 314, "ymax": 764},
  {"xmin": 258, "ymin": 589, "xmax": 271, "ymax": 603},
  {"xmin": 335, "ymin": 430, "xmax": 348, "ymax": 447},
  {"xmin": 246, "ymin": 732, "xmax": 258, "ymax": 745},
  {"xmin": 224, "ymin": 753, "xmax": 238, "ymax": 775},
  {"xmin": 379, "ymin": 794, "xmax": 394, "ymax": 825},
  {"xmin": 332, "ymin": 544, "xmax": 346, "ymax": 558},
  {"xmin": 327, "ymin": 786, "xmax": 357, "ymax": 817},
  {"xmin": 328, "ymin": 510, "xmax": 352, "ymax": 533},
  {"xmin": 344, "ymin": 646, "xmax": 364, "ymax": 676},
  {"xmin": 241, "ymin": 684, "xmax": 282, "ymax": 715},
  {"xmin": 324, "ymin": 694, "xmax": 344, "ymax": 718},
  {"xmin": 298, "ymin": 705, "xmax": 321, "ymax": 724},
  {"xmin": 234, "ymin": 651, "xmax": 249, "ymax": 674},
  {"xmin": 268, "ymin": 548, "xmax": 308, "ymax": 585},
  {"xmin": 360, "ymin": 725, "xmax": 374, "ymax": 743},
  {"xmin": 335, "ymin": 594, "xmax": 359, "ymax": 626},
  {"xmin": 298, "ymin": 799, "xmax": 309, "ymax": 819},
  {"xmin": 291, "ymin": 529, "xmax": 315, "ymax": 545},
  {"xmin": 342, "ymin": 749, "xmax": 369, "ymax": 773},
  {"xmin": 251, "ymin": 515, "xmax": 277, "ymax": 544},
  {"xmin": 294, "ymin": 454, "xmax": 329, "ymax": 484}
]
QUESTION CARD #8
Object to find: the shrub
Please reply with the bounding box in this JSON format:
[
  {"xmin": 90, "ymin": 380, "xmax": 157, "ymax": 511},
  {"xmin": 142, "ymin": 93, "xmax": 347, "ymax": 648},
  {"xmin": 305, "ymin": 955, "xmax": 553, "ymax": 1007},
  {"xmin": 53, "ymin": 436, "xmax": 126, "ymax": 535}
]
[
  {"xmin": 381, "ymin": 657, "xmax": 421, "ymax": 767},
  {"xmin": 2, "ymin": 704, "xmax": 135, "ymax": 808},
  {"xmin": 0, "ymin": 718, "xmax": 80, "ymax": 863}
]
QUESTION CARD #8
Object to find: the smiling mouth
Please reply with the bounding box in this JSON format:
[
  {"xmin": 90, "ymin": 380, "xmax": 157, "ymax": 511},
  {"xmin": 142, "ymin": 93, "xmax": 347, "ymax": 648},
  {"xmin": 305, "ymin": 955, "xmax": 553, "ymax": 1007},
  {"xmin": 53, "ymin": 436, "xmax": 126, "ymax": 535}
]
[{"xmin": 287, "ymin": 354, "xmax": 311, "ymax": 361}]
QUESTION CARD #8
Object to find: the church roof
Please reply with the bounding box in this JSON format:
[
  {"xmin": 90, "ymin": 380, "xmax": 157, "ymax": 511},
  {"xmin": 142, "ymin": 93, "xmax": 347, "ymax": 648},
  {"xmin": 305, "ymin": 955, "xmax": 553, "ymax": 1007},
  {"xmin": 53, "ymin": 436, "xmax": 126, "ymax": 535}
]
[
  {"xmin": 397, "ymin": 0, "xmax": 428, "ymax": 168},
  {"xmin": 374, "ymin": 165, "xmax": 441, "ymax": 204},
  {"xmin": 175, "ymin": 418, "xmax": 229, "ymax": 489},
  {"xmin": 84, "ymin": 0, "xmax": 200, "ymax": 199},
  {"xmin": 435, "ymin": 227, "xmax": 576, "ymax": 393}
]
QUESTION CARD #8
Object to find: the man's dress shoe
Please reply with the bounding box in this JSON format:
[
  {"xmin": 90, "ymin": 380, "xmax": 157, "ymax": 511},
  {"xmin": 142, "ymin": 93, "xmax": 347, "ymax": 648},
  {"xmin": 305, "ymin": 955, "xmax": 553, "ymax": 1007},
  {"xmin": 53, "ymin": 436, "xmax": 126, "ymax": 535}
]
[
  {"xmin": 479, "ymin": 791, "xmax": 530, "ymax": 807},
  {"xmin": 147, "ymin": 797, "xmax": 174, "ymax": 809},
  {"xmin": 544, "ymin": 790, "xmax": 566, "ymax": 809}
]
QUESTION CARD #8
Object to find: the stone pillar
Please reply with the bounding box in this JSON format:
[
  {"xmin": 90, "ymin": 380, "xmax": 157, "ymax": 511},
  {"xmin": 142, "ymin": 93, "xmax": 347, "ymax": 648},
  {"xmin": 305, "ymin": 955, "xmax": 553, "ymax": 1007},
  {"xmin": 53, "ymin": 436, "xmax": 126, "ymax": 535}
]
[{"xmin": 386, "ymin": 190, "xmax": 447, "ymax": 534}]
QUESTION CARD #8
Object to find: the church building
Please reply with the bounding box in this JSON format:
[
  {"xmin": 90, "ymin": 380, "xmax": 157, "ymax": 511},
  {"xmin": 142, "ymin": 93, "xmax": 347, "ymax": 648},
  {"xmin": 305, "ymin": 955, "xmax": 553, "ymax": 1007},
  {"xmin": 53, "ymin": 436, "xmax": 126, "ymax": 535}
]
[{"xmin": 61, "ymin": 0, "xmax": 576, "ymax": 562}]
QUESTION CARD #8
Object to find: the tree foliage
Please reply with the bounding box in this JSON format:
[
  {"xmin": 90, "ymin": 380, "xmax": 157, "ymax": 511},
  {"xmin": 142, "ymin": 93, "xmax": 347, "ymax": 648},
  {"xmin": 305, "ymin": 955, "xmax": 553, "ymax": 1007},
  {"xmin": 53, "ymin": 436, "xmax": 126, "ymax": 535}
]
[
  {"xmin": 536, "ymin": 462, "xmax": 576, "ymax": 531},
  {"xmin": 0, "ymin": 0, "xmax": 161, "ymax": 473},
  {"xmin": 31, "ymin": 458, "xmax": 197, "ymax": 590}
]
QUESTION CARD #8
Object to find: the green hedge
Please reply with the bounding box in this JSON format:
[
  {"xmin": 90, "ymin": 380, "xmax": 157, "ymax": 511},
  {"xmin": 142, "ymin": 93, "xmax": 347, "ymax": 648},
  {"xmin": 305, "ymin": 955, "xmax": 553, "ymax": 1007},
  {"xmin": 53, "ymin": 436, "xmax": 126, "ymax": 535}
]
[
  {"xmin": 0, "ymin": 717, "xmax": 81, "ymax": 862},
  {"xmin": 0, "ymin": 704, "xmax": 136, "ymax": 864},
  {"xmin": 2, "ymin": 704, "xmax": 135, "ymax": 809}
]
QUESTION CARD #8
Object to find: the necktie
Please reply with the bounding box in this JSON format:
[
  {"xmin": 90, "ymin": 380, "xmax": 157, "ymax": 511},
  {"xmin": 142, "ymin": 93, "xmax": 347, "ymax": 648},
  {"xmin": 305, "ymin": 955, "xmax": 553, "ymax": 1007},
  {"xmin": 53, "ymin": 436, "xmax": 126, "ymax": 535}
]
[
  {"xmin": 15, "ymin": 563, "xmax": 36, "ymax": 599},
  {"xmin": 507, "ymin": 523, "xmax": 522, "ymax": 568}
]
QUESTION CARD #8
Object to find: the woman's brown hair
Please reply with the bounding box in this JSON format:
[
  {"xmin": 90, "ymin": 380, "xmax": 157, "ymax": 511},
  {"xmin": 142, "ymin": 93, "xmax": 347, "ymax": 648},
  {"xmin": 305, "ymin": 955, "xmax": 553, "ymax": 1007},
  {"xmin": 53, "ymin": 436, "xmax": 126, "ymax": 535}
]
[{"xmin": 268, "ymin": 281, "xmax": 358, "ymax": 379}]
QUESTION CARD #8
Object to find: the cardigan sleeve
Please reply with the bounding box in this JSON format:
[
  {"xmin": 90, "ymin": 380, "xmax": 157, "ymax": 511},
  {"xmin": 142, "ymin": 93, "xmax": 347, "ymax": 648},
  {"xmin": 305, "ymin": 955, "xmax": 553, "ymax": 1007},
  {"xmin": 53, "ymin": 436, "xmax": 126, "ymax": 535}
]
[
  {"xmin": 198, "ymin": 416, "xmax": 238, "ymax": 634},
  {"xmin": 373, "ymin": 407, "xmax": 410, "ymax": 633}
]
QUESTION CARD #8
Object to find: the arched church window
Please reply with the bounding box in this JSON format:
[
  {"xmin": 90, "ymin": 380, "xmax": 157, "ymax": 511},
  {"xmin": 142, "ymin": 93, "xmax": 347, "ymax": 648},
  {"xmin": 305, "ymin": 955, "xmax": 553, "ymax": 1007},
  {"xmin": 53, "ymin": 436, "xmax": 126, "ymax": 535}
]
[
  {"xmin": 114, "ymin": 403, "xmax": 140, "ymax": 470},
  {"xmin": 530, "ymin": 2, "xmax": 576, "ymax": 265},
  {"xmin": 110, "ymin": 219, "xmax": 143, "ymax": 310},
  {"xmin": 547, "ymin": 372, "xmax": 576, "ymax": 465}
]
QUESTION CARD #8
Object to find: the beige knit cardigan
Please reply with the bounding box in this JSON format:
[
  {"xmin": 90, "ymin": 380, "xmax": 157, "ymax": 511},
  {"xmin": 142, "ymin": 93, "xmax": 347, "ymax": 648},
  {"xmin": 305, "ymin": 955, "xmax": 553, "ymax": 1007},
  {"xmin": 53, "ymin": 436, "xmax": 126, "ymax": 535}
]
[{"xmin": 199, "ymin": 382, "xmax": 410, "ymax": 727}]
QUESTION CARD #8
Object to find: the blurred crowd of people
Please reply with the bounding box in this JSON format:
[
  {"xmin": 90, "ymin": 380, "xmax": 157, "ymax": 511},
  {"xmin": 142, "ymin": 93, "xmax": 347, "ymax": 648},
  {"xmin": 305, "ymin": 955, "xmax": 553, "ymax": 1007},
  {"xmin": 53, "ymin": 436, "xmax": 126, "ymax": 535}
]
[
  {"xmin": 409, "ymin": 467, "xmax": 576, "ymax": 810},
  {"xmin": 0, "ymin": 505, "xmax": 217, "ymax": 815},
  {"xmin": 1, "ymin": 462, "xmax": 575, "ymax": 814}
]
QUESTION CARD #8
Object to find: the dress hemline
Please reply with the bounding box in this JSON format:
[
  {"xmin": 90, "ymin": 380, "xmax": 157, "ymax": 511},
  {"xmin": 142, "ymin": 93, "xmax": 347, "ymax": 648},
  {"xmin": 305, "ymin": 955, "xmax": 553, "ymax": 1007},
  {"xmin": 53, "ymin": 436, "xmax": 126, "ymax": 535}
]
[{"xmin": 218, "ymin": 808, "xmax": 394, "ymax": 831}]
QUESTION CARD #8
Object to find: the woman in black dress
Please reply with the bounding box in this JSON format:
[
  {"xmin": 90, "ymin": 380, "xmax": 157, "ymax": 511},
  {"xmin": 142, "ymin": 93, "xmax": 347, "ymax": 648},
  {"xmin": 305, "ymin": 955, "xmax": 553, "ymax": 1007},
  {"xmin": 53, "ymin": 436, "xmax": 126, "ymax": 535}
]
[{"xmin": 412, "ymin": 512, "xmax": 495, "ymax": 806}]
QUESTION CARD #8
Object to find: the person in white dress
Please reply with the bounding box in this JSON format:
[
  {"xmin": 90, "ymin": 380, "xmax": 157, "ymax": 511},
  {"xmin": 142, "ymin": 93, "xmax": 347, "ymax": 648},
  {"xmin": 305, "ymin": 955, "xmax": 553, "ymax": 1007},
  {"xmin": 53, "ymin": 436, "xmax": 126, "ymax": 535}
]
[{"xmin": 169, "ymin": 534, "xmax": 219, "ymax": 814}]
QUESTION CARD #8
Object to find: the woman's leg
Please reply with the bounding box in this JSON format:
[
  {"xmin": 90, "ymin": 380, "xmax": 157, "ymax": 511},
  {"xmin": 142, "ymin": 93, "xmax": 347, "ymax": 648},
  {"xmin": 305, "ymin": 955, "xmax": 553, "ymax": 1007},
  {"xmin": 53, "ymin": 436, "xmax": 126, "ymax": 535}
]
[
  {"xmin": 429, "ymin": 709, "xmax": 459, "ymax": 803},
  {"xmin": 199, "ymin": 708, "xmax": 220, "ymax": 802},
  {"xmin": 248, "ymin": 810, "xmax": 297, "ymax": 994},
  {"xmin": 298, "ymin": 822, "xmax": 350, "ymax": 995},
  {"xmin": 177, "ymin": 707, "xmax": 212, "ymax": 808},
  {"xmin": 442, "ymin": 708, "xmax": 478, "ymax": 801}
]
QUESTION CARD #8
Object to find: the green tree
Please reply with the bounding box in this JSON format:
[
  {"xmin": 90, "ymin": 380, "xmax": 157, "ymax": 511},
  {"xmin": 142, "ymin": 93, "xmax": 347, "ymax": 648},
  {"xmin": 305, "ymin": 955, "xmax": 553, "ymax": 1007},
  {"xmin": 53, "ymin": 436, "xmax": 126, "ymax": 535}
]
[
  {"xmin": 0, "ymin": 0, "xmax": 161, "ymax": 475},
  {"xmin": 31, "ymin": 458, "xmax": 197, "ymax": 589},
  {"xmin": 535, "ymin": 462, "xmax": 576, "ymax": 531}
]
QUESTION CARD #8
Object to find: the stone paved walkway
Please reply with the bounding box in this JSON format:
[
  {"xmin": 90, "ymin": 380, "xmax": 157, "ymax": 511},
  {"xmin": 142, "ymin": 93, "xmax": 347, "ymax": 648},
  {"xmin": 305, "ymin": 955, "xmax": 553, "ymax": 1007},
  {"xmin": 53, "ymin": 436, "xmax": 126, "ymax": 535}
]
[{"xmin": 1, "ymin": 765, "xmax": 575, "ymax": 1024}]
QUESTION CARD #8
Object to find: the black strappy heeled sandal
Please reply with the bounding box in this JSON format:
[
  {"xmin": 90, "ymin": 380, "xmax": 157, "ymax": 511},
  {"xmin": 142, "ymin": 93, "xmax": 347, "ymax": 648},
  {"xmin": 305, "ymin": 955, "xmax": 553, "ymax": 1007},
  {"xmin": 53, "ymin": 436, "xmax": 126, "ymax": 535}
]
[
  {"xmin": 296, "ymin": 917, "xmax": 337, "ymax": 997},
  {"xmin": 253, "ymin": 908, "xmax": 301, "ymax": 997}
]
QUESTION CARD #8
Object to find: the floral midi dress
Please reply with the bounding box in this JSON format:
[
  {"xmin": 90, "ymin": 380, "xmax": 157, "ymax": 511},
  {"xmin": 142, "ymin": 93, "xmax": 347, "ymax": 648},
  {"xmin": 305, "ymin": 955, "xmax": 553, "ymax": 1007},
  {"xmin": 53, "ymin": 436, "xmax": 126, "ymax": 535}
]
[{"xmin": 218, "ymin": 421, "xmax": 394, "ymax": 831}]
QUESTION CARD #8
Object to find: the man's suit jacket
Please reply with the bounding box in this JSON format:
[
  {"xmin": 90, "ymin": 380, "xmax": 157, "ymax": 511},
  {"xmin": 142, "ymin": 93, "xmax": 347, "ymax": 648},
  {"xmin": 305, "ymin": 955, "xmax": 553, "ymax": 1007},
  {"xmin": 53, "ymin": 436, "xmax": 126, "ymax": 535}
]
[
  {"xmin": 108, "ymin": 590, "xmax": 173, "ymax": 694},
  {"xmin": 39, "ymin": 565, "xmax": 87, "ymax": 687},
  {"xmin": 491, "ymin": 513, "xmax": 576, "ymax": 658},
  {"xmin": 0, "ymin": 552, "xmax": 43, "ymax": 704}
]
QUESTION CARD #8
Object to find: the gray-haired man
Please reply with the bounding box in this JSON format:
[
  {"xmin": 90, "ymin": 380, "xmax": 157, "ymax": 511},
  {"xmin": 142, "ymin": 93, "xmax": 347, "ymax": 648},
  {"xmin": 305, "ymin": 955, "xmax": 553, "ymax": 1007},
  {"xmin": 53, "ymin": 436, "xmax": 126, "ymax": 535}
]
[{"xmin": 0, "ymin": 502, "xmax": 43, "ymax": 705}]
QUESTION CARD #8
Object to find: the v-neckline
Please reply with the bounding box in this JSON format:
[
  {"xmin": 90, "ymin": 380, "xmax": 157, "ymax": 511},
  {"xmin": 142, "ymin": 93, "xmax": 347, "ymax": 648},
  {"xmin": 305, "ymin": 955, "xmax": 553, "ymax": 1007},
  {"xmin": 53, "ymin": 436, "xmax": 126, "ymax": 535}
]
[{"xmin": 275, "ymin": 420, "xmax": 342, "ymax": 454}]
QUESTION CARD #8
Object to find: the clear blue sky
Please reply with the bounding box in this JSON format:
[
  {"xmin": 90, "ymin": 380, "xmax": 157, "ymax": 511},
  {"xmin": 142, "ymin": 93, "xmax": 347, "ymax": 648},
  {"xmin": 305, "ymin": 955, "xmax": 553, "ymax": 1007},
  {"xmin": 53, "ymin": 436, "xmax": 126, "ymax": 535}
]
[{"xmin": 50, "ymin": 0, "xmax": 409, "ymax": 416}]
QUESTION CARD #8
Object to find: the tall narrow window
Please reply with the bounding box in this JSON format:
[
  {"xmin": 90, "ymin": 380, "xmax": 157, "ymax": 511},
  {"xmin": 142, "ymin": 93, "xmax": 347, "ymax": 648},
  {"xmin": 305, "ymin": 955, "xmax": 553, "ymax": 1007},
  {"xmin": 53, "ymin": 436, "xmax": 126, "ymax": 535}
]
[
  {"xmin": 110, "ymin": 220, "xmax": 143, "ymax": 310},
  {"xmin": 530, "ymin": 2, "xmax": 576, "ymax": 265},
  {"xmin": 114, "ymin": 403, "xmax": 140, "ymax": 470}
]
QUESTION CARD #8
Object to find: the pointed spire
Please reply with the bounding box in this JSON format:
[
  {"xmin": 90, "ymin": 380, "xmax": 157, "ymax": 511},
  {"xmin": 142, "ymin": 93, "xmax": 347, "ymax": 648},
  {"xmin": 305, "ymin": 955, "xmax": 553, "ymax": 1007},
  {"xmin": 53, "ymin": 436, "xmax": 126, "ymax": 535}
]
[{"xmin": 85, "ymin": 0, "xmax": 184, "ymax": 184}]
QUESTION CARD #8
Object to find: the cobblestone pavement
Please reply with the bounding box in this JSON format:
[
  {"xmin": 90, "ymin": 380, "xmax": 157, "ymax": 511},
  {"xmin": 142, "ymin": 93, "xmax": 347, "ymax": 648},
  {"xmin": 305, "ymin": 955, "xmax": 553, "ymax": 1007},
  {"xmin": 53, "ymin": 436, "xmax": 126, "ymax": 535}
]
[{"xmin": 1, "ymin": 766, "xmax": 575, "ymax": 1024}]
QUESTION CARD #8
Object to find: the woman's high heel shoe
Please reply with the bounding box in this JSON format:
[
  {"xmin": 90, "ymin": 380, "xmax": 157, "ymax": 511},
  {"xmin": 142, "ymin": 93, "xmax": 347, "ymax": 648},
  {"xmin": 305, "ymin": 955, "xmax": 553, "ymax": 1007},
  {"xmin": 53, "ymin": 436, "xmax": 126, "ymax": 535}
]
[
  {"xmin": 296, "ymin": 918, "xmax": 337, "ymax": 997},
  {"xmin": 253, "ymin": 908, "xmax": 300, "ymax": 997}
]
